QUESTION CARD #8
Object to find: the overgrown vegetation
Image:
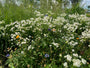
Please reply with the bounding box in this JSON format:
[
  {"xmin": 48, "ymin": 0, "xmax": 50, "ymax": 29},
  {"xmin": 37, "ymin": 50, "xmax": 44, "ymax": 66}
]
[
  {"xmin": 65, "ymin": 3, "xmax": 85, "ymax": 14},
  {"xmin": 0, "ymin": 0, "xmax": 90, "ymax": 68},
  {"xmin": 0, "ymin": 3, "xmax": 35, "ymax": 23}
]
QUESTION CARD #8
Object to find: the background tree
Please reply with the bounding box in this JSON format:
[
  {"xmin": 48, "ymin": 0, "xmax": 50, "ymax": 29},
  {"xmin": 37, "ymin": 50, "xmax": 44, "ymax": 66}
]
[{"xmin": 70, "ymin": 0, "xmax": 83, "ymax": 6}]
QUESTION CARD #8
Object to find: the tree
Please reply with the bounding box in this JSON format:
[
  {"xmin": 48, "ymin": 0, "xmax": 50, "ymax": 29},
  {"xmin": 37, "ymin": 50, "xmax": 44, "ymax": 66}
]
[{"xmin": 70, "ymin": 0, "xmax": 83, "ymax": 5}]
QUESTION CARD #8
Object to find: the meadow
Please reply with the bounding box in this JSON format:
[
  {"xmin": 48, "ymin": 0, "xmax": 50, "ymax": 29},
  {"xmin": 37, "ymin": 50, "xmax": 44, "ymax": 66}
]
[{"xmin": 0, "ymin": 1, "xmax": 90, "ymax": 68}]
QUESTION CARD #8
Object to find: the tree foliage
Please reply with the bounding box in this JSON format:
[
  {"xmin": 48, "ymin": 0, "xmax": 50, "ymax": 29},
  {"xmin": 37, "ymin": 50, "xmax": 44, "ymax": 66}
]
[{"xmin": 70, "ymin": 0, "xmax": 83, "ymax": 4}]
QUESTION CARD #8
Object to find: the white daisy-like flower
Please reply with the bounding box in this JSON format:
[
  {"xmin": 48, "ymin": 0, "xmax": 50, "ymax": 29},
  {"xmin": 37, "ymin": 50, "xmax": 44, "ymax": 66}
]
[
  {"xmin": 59, "ymin": 54, "xmax": 62, "ymax": 57},
  {"xmin": 28, "ymin": 45, "xmax": 31, "ymax": 50},
  {"xmin": 72, "ymin": 49, "xmax": 75, "ymax": 52},
  {"xmin": 81, "ymin": 58, "xmax": 87, "ymax": 64},
  {"xmin": 21, "ymin": 51, "xmax": 24, "ymax": 54},
  {"xmin": 72, "ymin": 59, "xmax": 81, "ymax": 67},
  {"xmin": 73, "ymin": 53, "xmax": 78, "ymax": 57},
  {"xmin": 88, "ymin": 45, "xmax": 90, "ymax": 47},
  {"xmin": 63, "ymin": 62, "xmax": 68, "ymax": 68},
  {"xmin": 64, "ymin": 54, "xmax": 72, "ymax": 62}
]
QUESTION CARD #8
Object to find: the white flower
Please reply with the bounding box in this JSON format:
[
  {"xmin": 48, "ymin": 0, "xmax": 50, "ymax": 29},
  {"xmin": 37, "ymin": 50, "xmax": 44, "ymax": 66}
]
[
  {"xmin": 72, "ymin": 49, "xmax": 74, "ymax": 52},
  {"xmin": 2, "ymin": 33, "xmax": 5, "ymax": 36},
  {"xmin": 21, "ymin": 51, "xmax": 24, "ymax": 54},
  {"xmin": 32, "ymin": 47, "xmax": 34, "ymax": 49},
  {"xmin": 72, "ymin": 59, "xmax": 81, "ymax": 67},
  {"xmin": 28, "ymin": 45, "xmax": 31, "ymax": 50},
  {"xmin": 69, "ymin": 41, "xmax": 78, "ymax": 47},
  {"xmin": 44, "ymin": 34, "xmax": 47, "ymax": 37},
  {"xmin": 28, "ymin": 45, "xmax": 34, "ymax": 50},
  {"xmin": 49, "ymin": 45, "xmax": 52, "ymax": 47},
  {"xmin": 21, "ymin": 42, "xmax": 26, "ymax": 44},
  {"xmin": 64, "ymin": 54, "xmax": 72, "ymax": 62},
  {"xmin": 88, "ymin": 45, "xmax": 90, "ymax": 47},
  {"xmin": 79, "ymin": 56, "xmax": 81, "ymax": 58},
  {"xmin": 59, "ymin": 54, "xmax": 62, "ymax": 57},
  {"xmin": 73, "ymin": 53, "xmax": 78, "ymax": 57},
  {"xmin": 81, "ymin": 29, "xmax": 90, "ymax": 38},
  {"xmin": 52, "ymin": 42, "xmax": 59, "ymax": 48},
  {"xmin": 63, "ymin": 62, "xmax": 68, "ymax": 68},
  {"xmin": 81, "ymin": 58, "xmax": 87, "ymax": 64}
]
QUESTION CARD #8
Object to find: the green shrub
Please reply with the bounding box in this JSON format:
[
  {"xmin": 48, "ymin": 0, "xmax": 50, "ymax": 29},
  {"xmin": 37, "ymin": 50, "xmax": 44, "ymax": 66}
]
[
  {"xmin": 65, "ymin": 3, "xmax": 85, "ymax": 14},
  {"xmin": 4, "ymin": 12, "xmax": 90, "ymax": 68}
]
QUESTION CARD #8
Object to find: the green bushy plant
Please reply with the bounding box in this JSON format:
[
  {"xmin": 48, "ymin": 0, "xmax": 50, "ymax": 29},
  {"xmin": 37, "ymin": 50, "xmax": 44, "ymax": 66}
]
[
  {"xmin": 65, "ymin": 3, "xmax": 85, "ymax": 14},
  {"xmin": 4, "ymin": 11, "xmax": 90, "ymax": 68},
  {"xmin": 0, "ymin": 3, "xmax": 35, "ymax": 23},
  {"xmin": 0, "ymin": 1, "xmax": 90, "ymax": 68}
]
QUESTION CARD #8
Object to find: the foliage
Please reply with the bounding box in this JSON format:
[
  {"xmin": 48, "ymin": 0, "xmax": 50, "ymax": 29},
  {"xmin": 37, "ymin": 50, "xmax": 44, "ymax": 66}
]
[
  {"xmin": 56, "ymin": 0, "xmax": 62, "ymax": 3},
  {"xmin": 0, "ymin": 0, "xmax": 90, "ymax": 68},
  {"xmin": 70, "ymin": 0, "xmax": 83, "ymax": 4},
  {"xmin": 65, "ymin": 3, "xmax": 85, "ymax": 14},
  {"xmin": 0, "ymin": 0, "xmax": 63, "ymax": 23},
  {"xmin": 1, "ymin": 11, "xmax": 89, "ymax": 68},
  {"xmin": 0, "ymin": 2, "xmax": 35, "ymax": 23},
  {"xmin": 86, "ymin": 14, "xmax": 90, "ymax": 17}
]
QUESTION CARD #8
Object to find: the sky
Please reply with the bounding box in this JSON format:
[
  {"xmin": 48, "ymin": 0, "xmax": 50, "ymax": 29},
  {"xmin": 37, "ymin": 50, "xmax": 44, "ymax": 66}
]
[{"xmin": 81, "ymin": 0, "xmax": 90, "ymax": 9}]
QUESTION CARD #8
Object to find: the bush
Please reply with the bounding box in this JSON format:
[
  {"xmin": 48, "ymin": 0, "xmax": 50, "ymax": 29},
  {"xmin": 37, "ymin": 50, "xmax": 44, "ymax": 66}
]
[
  {"xmin": 65, "ymin": 3, "xmax": 85, "ymax": 14},
  {"xmin": 3, "ymin": 11, "xmax": 90, "ymax": 68}
]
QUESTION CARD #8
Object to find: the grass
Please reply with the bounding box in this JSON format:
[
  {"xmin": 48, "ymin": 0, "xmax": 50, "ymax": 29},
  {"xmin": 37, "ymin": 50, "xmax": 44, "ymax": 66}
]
[
  {"xmin": 0, "ymin": 1, "xmax": 64, "ymax": 24},
  {"xmin": 0, "ymin": 1, "xmax": 90, "ymax": 68},
  {"xmin": 86, "ymin": 13, "xmax": 90, "ymax": 17},
  {"xmin": 0, "ymin": 3, "xmax": 35, "ymax": 23}
]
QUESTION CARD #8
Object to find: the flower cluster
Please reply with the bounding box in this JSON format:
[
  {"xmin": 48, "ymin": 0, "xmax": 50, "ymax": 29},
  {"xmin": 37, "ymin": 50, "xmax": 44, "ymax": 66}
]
[{"xmin": 0, "ymin": 11, "xmax": 89, "ymax": 68}]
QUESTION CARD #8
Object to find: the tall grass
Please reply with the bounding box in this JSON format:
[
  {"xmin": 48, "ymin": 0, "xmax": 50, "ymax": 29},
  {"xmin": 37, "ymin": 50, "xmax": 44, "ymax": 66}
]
[
  {"xmin": 0, "ymin": 2, "xmax": 35, "ymax": 23},
  {"xmin": 0, "ymin": 0, "xmax": 64, "ymax": 24}
]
